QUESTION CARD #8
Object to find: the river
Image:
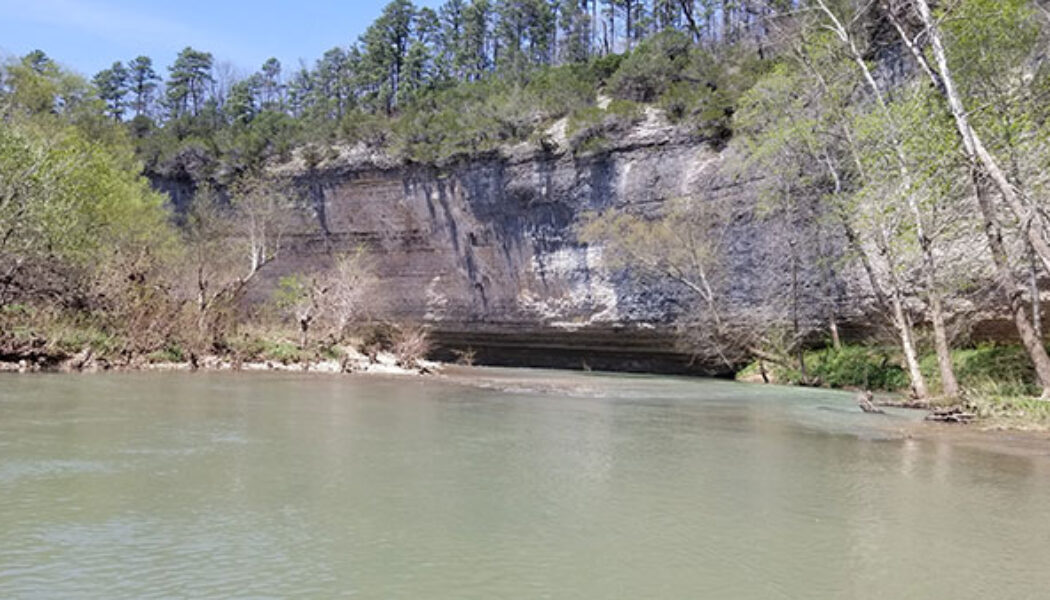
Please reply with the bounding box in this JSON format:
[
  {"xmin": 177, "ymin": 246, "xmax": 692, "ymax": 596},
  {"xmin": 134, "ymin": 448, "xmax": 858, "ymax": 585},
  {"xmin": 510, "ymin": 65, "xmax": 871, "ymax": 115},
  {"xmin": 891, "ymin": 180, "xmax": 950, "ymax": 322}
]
[{"xmin": 1, "ymin": 369, "xmax": 1048, "ymax": 599}]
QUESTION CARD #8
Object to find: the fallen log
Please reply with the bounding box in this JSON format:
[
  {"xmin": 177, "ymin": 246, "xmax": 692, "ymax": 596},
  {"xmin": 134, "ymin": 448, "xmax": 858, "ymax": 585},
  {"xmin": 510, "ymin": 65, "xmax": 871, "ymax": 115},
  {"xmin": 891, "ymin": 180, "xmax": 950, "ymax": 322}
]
[
  {"xmin": 925, "ymin": 407, "xmax": 977, "ymax": 424},
  {"xmin": 857, "ymin": 391, "xmax": 885, "ymax": 414}
]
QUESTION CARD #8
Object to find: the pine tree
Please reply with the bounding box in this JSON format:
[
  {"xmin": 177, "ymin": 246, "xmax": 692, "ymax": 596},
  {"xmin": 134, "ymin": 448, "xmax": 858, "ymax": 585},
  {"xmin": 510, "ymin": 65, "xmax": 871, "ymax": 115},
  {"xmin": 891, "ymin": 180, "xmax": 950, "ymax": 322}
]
[
  {"xmin": 259, "ymin": 57, "xmax": 283, "ymax": 110},
  {"xmin": 558, "ymin": 0, "xmax": 592, "ymax": 64},
  {"xmin": 437, "ymin": 0, "xmax": 467, "ymax": 79},
  {"xmin": 461, "ymin": 0, "xmax": 493, "ymax": 80},
  {"xmin": 166, "ymin": 47, "xmax": 214, "ymax": 118},
  {"xmin": 92, "ymin": 61, "xmax": 129, "ymax": 121},
  {"xmin": 127, "ymin": 56, "xmax": 159, "ymax": 118}
]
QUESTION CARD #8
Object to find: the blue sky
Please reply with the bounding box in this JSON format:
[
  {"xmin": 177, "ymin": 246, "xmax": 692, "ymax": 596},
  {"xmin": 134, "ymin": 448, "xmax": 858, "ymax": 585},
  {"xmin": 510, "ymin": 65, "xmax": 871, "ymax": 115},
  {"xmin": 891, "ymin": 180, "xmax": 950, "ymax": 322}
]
[{"xmin": 0, "ymin": 0, "xmax": 442, "ymax": 78}]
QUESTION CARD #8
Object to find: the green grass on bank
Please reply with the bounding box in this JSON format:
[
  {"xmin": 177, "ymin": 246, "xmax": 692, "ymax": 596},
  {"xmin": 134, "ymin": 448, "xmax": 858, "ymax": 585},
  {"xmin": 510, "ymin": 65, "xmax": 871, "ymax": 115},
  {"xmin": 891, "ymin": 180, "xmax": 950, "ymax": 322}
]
[
  {"xmin": 737, "ymin": 343, "xmax": 1050, "ymax": 428},
  {"xmin": 738, "ymin": 343, "xmax": 1040, "ymax": 395}
]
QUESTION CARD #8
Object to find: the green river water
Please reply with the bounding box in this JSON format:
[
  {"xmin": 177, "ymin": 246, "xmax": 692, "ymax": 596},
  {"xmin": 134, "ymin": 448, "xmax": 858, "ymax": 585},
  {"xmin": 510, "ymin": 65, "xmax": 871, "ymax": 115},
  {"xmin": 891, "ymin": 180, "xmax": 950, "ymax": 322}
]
[{"xmin": 1, "ymin": 369, "xmax": 1048, "ymax": 599}]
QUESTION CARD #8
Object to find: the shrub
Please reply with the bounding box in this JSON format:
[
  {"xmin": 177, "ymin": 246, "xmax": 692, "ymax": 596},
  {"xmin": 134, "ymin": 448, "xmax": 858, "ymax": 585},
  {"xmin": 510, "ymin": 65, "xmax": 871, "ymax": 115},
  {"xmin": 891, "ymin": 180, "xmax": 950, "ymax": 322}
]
[
  {"xmin": 806, "ymin": 346, "xmax": 910, "ymax": 391},
  {"xmin": 738, "ymin": 345, "xmax": 909, "ymax": 392},
  {"xmin": 147, "ymin": 344, "xmax": 185, "ymax": 363},
  {"xmin": 391, "ymin": 325, "xmax": 432, "ymax": 369},
  {"xmin": 451, "ymin": 347, "xmax": 476, "ymax": 366},
  {"xmin": 566, "ymin": 99, "xmax": 642, "ymax": 154},
  {"xmin": 340, "ymin": 109, "xmax": 392, "ymax": 148},
  {"xmin": 608, "ymin": 31, "xmax": 696, "ymax": 102}
]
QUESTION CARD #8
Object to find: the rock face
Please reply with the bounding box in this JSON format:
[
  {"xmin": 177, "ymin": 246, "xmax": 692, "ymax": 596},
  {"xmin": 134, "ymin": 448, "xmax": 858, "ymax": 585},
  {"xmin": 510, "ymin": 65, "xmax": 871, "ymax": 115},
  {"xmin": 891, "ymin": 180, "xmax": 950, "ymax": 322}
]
[{"xmin": 159, "ymin": 117, "xmax": 855, "ymax": 375}]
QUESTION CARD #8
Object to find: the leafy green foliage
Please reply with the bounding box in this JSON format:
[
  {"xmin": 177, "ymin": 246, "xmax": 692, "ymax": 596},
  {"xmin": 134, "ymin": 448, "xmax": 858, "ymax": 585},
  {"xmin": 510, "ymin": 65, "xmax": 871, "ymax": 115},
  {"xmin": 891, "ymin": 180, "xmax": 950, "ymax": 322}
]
[
  {"xmin": 0, "ymin": 56, "xmax": 182, "ymax": 360},
  {"xmin": 742, "ymin": 343, "xmax": 1047, "ymax": 399},
  {"xmin": 806, "ymin": 346, "xmax": 910, "ymax": 391}
]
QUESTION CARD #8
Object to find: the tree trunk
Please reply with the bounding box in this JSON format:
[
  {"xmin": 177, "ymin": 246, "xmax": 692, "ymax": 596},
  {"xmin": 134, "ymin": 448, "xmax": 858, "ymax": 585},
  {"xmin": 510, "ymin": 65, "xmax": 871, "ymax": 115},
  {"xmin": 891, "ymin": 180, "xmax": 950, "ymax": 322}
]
[
  {"xmin": 299, "ymin": 318, "xmax": 309, "ymax": 349},
  {"xmin": 678, "ymin": 0, "xmax": 703, "ymax": 42},
  {"xmin": 972, "ymin": 173, "xmax": 1050, "ymax": 396},
  {"xmin": 878, "ymin": 230, "xmax": 930, "ymax": 400},
  {"xmin": 625, "ymin": 0, "xmax": 633, "ymax": 50},
  {"xmin": 838, "ymin": 210, "xmax": 927, "ymax": 398},
  {"xmin": 592, "ymin": 0, "xmax": 598, "ymax": 53},
  {"xmin": 893, "ymin": 290, "xmax": 929, "ymax": 400},
  {"xmin": 927, "ymin": 288, "xmax": 959, "ymax": 399},
  {"xmin": 1030, "ymin": 245, "xmax": 1042, "ymax": 333},
  {"xmin": 829, "ymin": 314, "xmax": 842, "ymax": 351}
]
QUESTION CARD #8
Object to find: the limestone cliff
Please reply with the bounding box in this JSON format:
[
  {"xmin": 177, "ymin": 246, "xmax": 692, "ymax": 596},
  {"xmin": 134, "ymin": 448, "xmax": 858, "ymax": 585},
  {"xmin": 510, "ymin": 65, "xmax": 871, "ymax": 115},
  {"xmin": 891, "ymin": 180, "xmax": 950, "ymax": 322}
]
[{"xmin": 156, "ymin": 113, "xmax": 857, "ymax": 375}]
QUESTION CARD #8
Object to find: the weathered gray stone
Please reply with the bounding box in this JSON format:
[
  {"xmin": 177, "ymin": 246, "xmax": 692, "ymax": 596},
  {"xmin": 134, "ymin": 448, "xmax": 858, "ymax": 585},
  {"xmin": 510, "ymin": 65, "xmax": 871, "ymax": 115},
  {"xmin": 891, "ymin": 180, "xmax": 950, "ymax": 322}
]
[{"xmin": 155, "ymin": 125, "xmax": 860, "ymax": 375}]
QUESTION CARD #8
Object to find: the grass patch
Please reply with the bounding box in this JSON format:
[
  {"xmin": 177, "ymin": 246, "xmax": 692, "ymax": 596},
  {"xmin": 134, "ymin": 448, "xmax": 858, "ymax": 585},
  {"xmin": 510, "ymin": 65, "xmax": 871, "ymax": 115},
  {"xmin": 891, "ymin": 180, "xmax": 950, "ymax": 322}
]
[
  {"xmin": 931, "ymin": 344, "xmax": 1038, "ymax": 397},
  {"xmin": 738, "ymin": 345, "xmax": 908, "ymax": 392},
  {"xmin": 739, "ymin": 343, "xmax": 1044, "ymax": 396},
  {"xmin": 965, "ymin": 380, "xmax": 1050, "ymax": 430}
]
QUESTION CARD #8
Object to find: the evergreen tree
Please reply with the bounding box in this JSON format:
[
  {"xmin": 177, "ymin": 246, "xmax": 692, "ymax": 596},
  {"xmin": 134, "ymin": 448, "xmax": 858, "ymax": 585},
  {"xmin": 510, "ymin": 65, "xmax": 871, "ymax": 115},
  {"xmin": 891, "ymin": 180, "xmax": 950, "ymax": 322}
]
[
  {"xmin": 92, "ymin": 61, "xmax": 129, "ymax": 121},
  {"xmin": 437, "ymin": 0, "xmax": 467, "ymax": 79},
  {"xmin": 314, "ymin": 47, "xmax": 356, "ymax": 120},
  {"xmin": 259, "ymin": 57, "xmax": 284, "ymax": 110},
  {"xmin": 23, "ymin": 49, "xmax": 52, "ymax": 74},
  {"xmin": 286, "ymin": 64, "xmax": 313, "ymax": 119},
  {"xmin": 166, "ymin": 47, "xmax": 214, "ymax": 118},
  {"xmin": 226, "ymin": 75, "xmax": 261, "ymax": 125},
  {"xmin": 401, "ymin": 8, "xmax": 440, "ymax": 104},
  {"xmin": 559, "ymin": 0, "xmax": 592, "ymax": 63},
  {"xmin": 461, "ymin": 0, "xmax": 493, "ymax": 80},
  {"xmin": 361, "ymin": 0, "xmax": 417, "ymax": 113},
  {"xmin": 128, "ymin": 56, "xmax": 160, "ymax": 118},
  {"xmin": 495, "ymin": 0, "xmax": 556, "ymax": 76}
]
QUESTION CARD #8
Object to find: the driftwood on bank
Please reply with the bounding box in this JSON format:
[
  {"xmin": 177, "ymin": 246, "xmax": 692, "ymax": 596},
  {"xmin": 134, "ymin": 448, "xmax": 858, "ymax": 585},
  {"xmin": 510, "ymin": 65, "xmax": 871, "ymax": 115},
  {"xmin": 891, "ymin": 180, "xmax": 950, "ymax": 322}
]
[{"xmin": 925, "ymin": 407, "xmax": 977, "ymax": 424}]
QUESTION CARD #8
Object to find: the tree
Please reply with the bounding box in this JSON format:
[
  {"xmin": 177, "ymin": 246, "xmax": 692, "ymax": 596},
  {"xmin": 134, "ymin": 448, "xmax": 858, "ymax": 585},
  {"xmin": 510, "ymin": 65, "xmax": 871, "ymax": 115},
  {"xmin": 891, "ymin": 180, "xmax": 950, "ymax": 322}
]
[
  {"xmin": 312, "ymin": 47, "xmax": 356, "ymax": 120},
  {"xmin": 401, "ymin": 8, "xmax": 440, "ymax": 104},
  {"xmin": 437, "ymin": 0, "xmax": 468, "ymax": 78},
  {"xmin": 324, "ymin": 248, "xmax": 378, "ymax": 339},
  {"xmin": 613, "ymin": 0, "xmax": 646, "ymax": 49},
  {"xmin": 166, "ymin": 47, "xmax": 214, "ymax": 118},
  {"xmin": 731, "ymin": 9, "xmax": 939, "ymax": 399},
  {"xmin": 460, "ymin": 0, "xmax": 494, "ymax": 79},
  {"xmin": 559, "ymin": 0, "xmax": 593, "ymax": 63},
  {"xmin": 0, "ymin": 70, "xmax": 173, "ymax": 312},
  {"xmin": 809, "ymin": 0, "xmax": 958, "ymax": 398},
  {"xmin": 579, "ymin": 196, "xmax": 808, "ymax": 370},
  {"xmin": 92, "ymin": 61, "xmax": 129, "ymax": 121},
  {"xmin": 226, "ymin": 75, "xmax": 261, "ymax": 125},
  {"xmin": 285, "ymin": 63, "xmax": 314, "ymax": 118},
  {"xmin": 495, "ymin": 0, "xmax": 557, "ymax": 75},
  {"xmin": 184, "ymin": 175, "xmax": 294, "ymax": 341},
  {"xmin": 128, "ymin": 56, "xmax": 160, "ymax": 118},
  {"xmin": 259, "ymin": 57, "xmax": 284, "ymax": 109},
  {"xmin": 2, "ymin": 51, "xmax": 90, "ymax": 117},
  {"xmin": 883, "ymin": 0, "xmax": 1050, "ymax": 397},
  {"xmin": 273, "ymin": 274, "xmax": 327, "ymax": 348},
  {"xmin": 361, "ymin": 0, "xmax": 417, "ymax": 113}
]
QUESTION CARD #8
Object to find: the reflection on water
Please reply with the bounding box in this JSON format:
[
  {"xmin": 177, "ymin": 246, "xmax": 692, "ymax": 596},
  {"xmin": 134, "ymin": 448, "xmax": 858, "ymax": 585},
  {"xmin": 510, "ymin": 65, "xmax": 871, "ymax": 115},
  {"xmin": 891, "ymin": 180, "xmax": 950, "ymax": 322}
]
[{"xmin": 1, "ymin": 370, "xmax": 1048, "ymax": 599}]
